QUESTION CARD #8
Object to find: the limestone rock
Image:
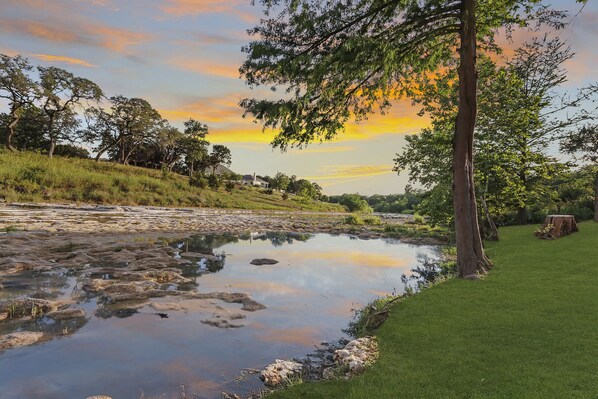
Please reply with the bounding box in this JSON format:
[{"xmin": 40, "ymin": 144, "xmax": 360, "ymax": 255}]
[
  {"xmin": 260, "ymin": 359, "xmax": 303, "ymax": 387},
  {"xmin": 333, "ymin": 337, "xmax": 378, "ymax": 376},
  {"xmin": 0, "ymin": 331, "xmax": 43, "ymax": 350}
]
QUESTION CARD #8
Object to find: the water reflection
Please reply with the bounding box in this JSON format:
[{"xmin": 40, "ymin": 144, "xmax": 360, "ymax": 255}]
[{"xmin": 0, "ymin": 232, "xmax": 441, "ymax": 399}]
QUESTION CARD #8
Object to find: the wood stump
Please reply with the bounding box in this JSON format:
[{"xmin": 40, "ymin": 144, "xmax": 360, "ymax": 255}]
[{"xmin": 542, "ymin": 215, "xmax": 578, "ymax": 239}]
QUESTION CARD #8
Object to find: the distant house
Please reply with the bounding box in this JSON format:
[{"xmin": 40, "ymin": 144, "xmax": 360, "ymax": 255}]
[
  {"xmin": 242, "ymin": 173, "xmax": 269, "ymax": 188},
  {"xmin": 203, "ymin": 164, "xmax": 235, "ymax": 177}
]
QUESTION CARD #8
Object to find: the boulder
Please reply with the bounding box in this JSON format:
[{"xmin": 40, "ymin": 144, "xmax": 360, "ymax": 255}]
[{"xmin": 260, "ymin": 359, "xmax": 303, "ymax": 387}]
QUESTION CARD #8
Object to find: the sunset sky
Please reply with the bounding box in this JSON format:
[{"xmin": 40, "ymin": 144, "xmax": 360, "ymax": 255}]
[{"xmin": 1, "ymin": 0, "xmax": 596, "ymax": 195}]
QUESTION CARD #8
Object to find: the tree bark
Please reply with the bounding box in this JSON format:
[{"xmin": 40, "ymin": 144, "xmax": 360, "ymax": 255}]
[
  {"xmin": 6, "ymin": 116, "xmax": 19, "ymax": 152},
  {"xmin": 453, "ymin": 0, "xmax": 491, "ymax": 278},
  {"xmin": 48, "ymin": 139, "xmax": 56, "ymax": 159},
  {"xmin": 47, "ymin": 116, "xmax": 56, "ymax": 159}
]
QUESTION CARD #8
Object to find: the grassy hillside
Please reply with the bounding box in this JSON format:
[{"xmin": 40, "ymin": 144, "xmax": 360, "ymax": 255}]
[
  {"xmin": 271, "ymin": 222, "xmax": 598, "ymax": 398},
  {"xmin": 0, "ymin": 151, "xmax": 344, "ymax": 212}
]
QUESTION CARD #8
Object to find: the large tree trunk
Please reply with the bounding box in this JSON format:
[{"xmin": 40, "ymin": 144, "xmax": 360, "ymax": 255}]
[
  {"xmin": 48, "ymin": 139, "xmax": 56, "ymax": 159},
  {"xmin": 594, "ymin": 169, "xmax": 598, "ymax": 222},
  {"xmin": 47, "ymin": 116, "xmax": 56, "ymax": 159},
  {"xmin": 6, "ymin": 115, "xmax": 20, "ymax": 152},
  {"xmin": 453, "ymin": 0, "xmax": 491, "ymax": 278}
]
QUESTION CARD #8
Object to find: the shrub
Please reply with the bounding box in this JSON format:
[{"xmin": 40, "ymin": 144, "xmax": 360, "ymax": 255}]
[
  {"xmin": 363, "ymin": 216, "xmax": 382, "ymax": 225},
  {"xmin": 282, "ymin": 192, "xmax": 289, "ymax": 200},
  {"xmin": 413, "ymin": 214, "xmax": 425, "ymax": 224},
  {"xmin": 225, "ymin": 181, "xmax": 235, "ymax": 193},
  {"xmin": 208, "ymin": 174, "xmax": 220, "ymax": 189},
  {"xmin": 345, "ymin": 214, "xmax": 364, "ymax": 225},
  {"xmin": 189, "ymin": 173, "xmax": 208, "ymax": 188},
  {"xmin": 262, "ymin": 188, "xmax": 274, "ymax": 195}
]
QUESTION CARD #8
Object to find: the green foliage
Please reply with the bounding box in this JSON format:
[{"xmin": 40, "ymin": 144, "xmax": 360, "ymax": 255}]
[
  {"xmin": 363, "ymin": 216, "xmax": 381, "ymax": 225},
  {"xmin": 53, "ymin": 144, "xmax": 90, "ymax": 159},
  {"xmin": 329, "ymin": 193, "xmax": 372, "ymax": 213},
  {"xmin": 225, "ymin": 180, "xmax": 235, "ymax": 193},
  {"xmin": 207, "ymin": 174, "xmax": 220, "ymax": 189},
  {"xmin": 282, "ymin": 192, "xmax": 289, "ymax": 200},
  {"xmin": 189, "ymin": 172, "xmax": 208, "ymax": 189},
  {"xmin": 395, "ymin": 38, "xmax": 591, "ymax": 227},
  {"xmin": 344, "ymin": 214, "xmax": 364, "ymax": 225}
]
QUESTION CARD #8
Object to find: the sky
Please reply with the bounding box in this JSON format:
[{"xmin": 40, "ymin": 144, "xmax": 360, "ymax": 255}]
[{"xmin": 0, "ymin": 0, "xmax": 596, "ymax": 195}]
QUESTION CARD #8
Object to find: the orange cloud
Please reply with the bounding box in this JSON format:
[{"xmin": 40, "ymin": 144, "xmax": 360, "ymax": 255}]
[
  {"xmin": 32, "ymin": 53, "xmax": 97, "ymax": 68},
  {"xmin": 170, "ymin": 58, "xmax": 240, "ymax": 79},
  {"xmin": 305, "ymin": 164, "xmax": 395, "ymax": 181},
  {"xmin": 0, "ymin": 18, "xmax": 150, "ymax": 54},
  {"xmin": 161, "ymin": 0, "xmax": 256, "ymax": 22},
  {"xmin": 162, "ymin": 0, "xmax": 238, "ymax": 15}
]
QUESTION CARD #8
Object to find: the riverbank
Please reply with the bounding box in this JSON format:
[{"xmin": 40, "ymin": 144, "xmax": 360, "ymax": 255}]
[
  {"xmin": 268, "ymin": 222, "xmax": 598, "ymax": 398},
  {"xmin": 0, "ymin": 150, "xmax": 342, "ymax": 212}
]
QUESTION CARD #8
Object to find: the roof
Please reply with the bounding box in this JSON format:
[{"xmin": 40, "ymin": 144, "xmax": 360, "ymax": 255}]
[{"xmin": 204, "ymin": 164, "xmax": 235, "ymax": 176}]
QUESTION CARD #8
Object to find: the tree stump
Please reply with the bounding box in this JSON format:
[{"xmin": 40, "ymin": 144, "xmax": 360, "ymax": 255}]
[{"xmin": 541, "ymin": 215, "xmax": 578, "ymax": 239}]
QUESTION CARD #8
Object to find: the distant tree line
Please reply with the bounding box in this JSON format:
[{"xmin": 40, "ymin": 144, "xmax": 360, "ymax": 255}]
[
  {"xmin": 0, "ymin": 53, "xmax": 232, "ymax": 180},
  {"xmin": 257, "ymin": 172, "xmax": 324, "ymax": 201}
]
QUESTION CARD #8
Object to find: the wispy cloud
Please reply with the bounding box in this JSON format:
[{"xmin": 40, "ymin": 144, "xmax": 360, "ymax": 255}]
[
  {"xmin": 0, "ymin": 18, "xmax": 150, "ymax": 54},
  {"xmin": 161, "ymin": 0, "xmax": 257, "ymax": 22},
  {"xmin": 305, "ymin": 164, "xmax": 394, "ymax": 181},
  {"xmin": 32, "ymin": 53, "xmax": 97, "ymax": 68},
  {"xmin": 289, "ymin": 145, "xmax": 356, "ymax": 154},
  {"xmin": 170, "ymin": 58, "xmax": 240, "ymax": 79}
]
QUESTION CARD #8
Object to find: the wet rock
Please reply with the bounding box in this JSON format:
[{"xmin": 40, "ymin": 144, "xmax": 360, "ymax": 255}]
[
  {"xmin": 0, "ymin": 331, "xmax": 44, "ymax": 350},
  {"xmin": 260, "ymin": 359, "xmax": 303, "ymax": 387},
  {"xmin": 250, "ymin": 258, "xmax": 279, "ymax": 266},
  {"xmin": 149, "ymin": 302, "xmax": 186, "ymax": 312},
  {"xmin": 0, "ymin": 297, "xmax": 59, "ymax": 320},
  {"xmin": 201, "ymin": 318, "xmax": 244, "ymax": 329},
  {"xmin": 333, "ymin": 336, "xmax": 378, "ymax": 375},
  {"xmin": 46, "ymin": 308, "xmax": 86, "ymax": 320}
]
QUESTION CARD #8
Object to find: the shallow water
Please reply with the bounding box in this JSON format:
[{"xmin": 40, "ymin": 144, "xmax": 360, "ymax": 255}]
[{"xmin": 0, "ymin": 232, "xmax": 439, "ymax": 399}]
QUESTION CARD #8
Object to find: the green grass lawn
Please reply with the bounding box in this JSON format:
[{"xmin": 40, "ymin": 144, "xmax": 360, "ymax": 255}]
[
  {"xmin": 271, "ymin": 222, "xmax": 598, "ymax": 398},
  {"xmin": 0, "ymin": 151, "xmax": 343, "ymax": 212}
]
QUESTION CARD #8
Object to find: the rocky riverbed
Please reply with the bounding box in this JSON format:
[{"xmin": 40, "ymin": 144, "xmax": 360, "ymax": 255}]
[
  {"xmin": 0, "ymin": 203, "xmax": 441, "ymax": 398},
  {"xmin": 0, "ymin": 202, "xmax": 427, "ymax": 240}
]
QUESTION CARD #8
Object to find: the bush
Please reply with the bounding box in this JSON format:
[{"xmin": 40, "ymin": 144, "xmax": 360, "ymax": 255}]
[
  {"xmin": 282, "ymin": 192, "xmax": 289, "ymax": 200},
  {"xmin": 363, "ymin": 216, "xmax": 382, "ymax": 225},
  {"xmin": 53, "ymin": 144, "xmax": 90, "ymax": 159},
  {"xmin": 262, "ymin": 188, "xmax": 274, "ymax": 195},
  {"xmin": 189, "ymin": 173, "xmax": 208, "ymax": 188},
  {"xmin": 345, "ymin": 214, "xmax": 364, "ymax": 225},
  {"xmin": 208, "ymin": 174, "xmax": 220, "ymax": 189},
  {"xmin": 335, "ymin": 194, "xmax": 373, "ymax": 213},
  {"xmin": 413, "ymin": 214, "xmax": 425, "ymax": 224},
  {"xmin": 225, "ymin": 181, "xmax": 235, "ymax": 193}
]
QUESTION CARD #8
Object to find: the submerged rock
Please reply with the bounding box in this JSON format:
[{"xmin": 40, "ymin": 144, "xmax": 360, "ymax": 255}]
[
  {"xmin": 260, "ymin": 359, "xmax": 303, "ymax": 387},
  {"xmin": 250, "ymin": 258, "xmax": 279, "ymax": 266},
  {"xmin": 46, "ymin": 308, "xmax": 86, "ymax": 320},
  {"xmin": 0, "ymin": 331, "xmax": 44, "ymax": 350}
]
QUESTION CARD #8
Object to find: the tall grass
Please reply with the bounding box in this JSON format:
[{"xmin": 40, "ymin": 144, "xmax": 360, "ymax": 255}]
[{"xmin": 0, "ymin": 151, "xmax": 343, "ymax": 212}]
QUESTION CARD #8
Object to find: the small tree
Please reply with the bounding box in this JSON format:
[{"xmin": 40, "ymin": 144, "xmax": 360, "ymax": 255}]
[
  {"xmin": 181, "ymin": 119, "xmax": 210, "ymax": 176},
  {"xmin": 271, "ymin": 172, "xmax": 290, "ymax": 191},
  {"xmin": 207, "ymin": 144, "xmax": 232, "ymax": 176},
  {"xmin": 0, "ymin": 54, "xmax": 40, "ymax": 151},
  {"xmin": 38, "ymin": 66, "xmax": 103, "ymax": 158},
  {"xmin": 561, "ymin": 125, "xmax": 598, "ymax": 222}
]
